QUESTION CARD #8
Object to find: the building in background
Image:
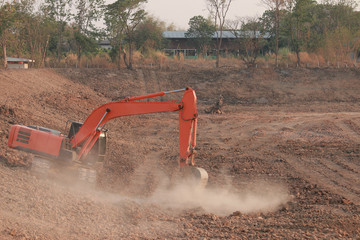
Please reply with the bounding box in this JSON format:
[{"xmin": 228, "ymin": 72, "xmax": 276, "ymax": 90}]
[
  {"xmin": 98, "ymin": 40, "xmax": 112, "ymax": 50},
  {"xmin": 162, "ymin": 30, "xmax": 270, "ymax": 58}
]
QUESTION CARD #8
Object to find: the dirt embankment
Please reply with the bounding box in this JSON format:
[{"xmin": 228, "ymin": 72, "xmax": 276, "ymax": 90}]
[
  {"xmin": 0, "ymin": 67, "xmax": 360, "ymax": 239},
  {"xmin": 59, "ymin": 67, "xmax": 360, "ymax": 112}
]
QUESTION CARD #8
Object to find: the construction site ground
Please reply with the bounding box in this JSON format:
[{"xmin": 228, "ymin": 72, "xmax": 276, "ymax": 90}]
[{"xmin": 0, "ymin": 67, "xmax": 360, "ymax": 239}]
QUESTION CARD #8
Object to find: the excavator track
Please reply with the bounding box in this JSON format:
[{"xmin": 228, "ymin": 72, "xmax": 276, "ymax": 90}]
[{"xmin": 31, "ymin": 157, "xmax": 99, "ymax": 185}]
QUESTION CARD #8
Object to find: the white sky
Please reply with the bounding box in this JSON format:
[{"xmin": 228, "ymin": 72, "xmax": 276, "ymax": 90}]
[{"xmin": 144, "ymin": 0, "xmax": 267, "ymax": 30}]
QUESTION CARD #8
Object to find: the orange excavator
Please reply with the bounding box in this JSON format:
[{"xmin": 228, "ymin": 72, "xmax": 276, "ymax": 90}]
[{"xmin": 7, "ymin": 87, "xmax": 208, "ymax": 186}]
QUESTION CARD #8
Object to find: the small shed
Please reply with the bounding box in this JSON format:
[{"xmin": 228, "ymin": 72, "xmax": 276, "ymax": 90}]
[{"xmin": 7, "ymin": 57, "xmax": 35, "ymax": 69}]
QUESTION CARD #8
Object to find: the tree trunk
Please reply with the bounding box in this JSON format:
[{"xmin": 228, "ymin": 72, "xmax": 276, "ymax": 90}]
[
  {"xmin": 296, "ymin": 49, "xmax": 301, "ymax": 66},
  {"xmin": 128, "ymin": 42, "xmax": 133, "ymax": 70},
  {"xmin": 41, "ymin": 35, "xmax": 50, "ymax": 67},
  {"xmin": 123, "ymin": 49, "xmax": 130, "ymax": 69},
  {"xmin": 275, "ymin": 4, "xmax": 279, "ymax": 67},
  {"xmin": 2, "ymin": 41, "xmax": 7, "ymax": 69},
  {"xmin": 117, "ymin": 42, "xmax": 122, "ymax": 70},
  {"xmin": 57, "ymin": 23, "xmax": 63, "ymax": 64},
  {"xmin": 216, "ymin": 48, "xmax": 220, "ymax": 68},
  {"xmin": 216, "ymin": 32, "xmax": 223, "ymax": 68},
  {"xmin": 77, "ymin": 45, "xmax": 81, "ymax": 68}
]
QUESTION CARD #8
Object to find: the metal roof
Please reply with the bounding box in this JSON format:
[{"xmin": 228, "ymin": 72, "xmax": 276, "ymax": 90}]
[
  {"xmin": 98, "ymin": 39, "xmax": 111, "ymax": 45},
  {"xmin": 7, "ymin": 57, "xmax": 34, "ymax": 63},
  {"xmin": 163, "ymin": 31, "xmax": 270, "ymax": 39}
]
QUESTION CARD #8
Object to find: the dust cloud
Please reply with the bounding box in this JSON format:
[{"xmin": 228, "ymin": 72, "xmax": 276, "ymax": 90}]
[
  {"xmin": 148, "ymin": 179, "xmax": 290, "ymax": 216},
  {"xmin": 39, "ymin": 164, "xmax": 290, "ymax": 218}
]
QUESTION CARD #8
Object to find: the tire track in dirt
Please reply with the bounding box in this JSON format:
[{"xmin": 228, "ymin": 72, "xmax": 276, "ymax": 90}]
[
  {"xmin": 271, "ymin": 150, "xmax": 360, "ymax": 205},
  {"xmin": 309, "ymin": 156, "xmax": 360, "ymax": 194},
  {"xmin": 208, "ymin": 112, "xmax": 360, "ymax": 205},
  {"xmin": 332, "ymin": 158, "xmax": 360, "ymax": 175},
  {"xmin": 149, "ymin": 70, "xmax": 164, "ymax": 101},
  {"xmin": 135, "ymin": 69, "xmax": 147, "ymax": 97},
  {"xmin": 138, "ymin": 70, "xmax": 162, "ymax": 100},
  {"xmin": 150, "ymin": 70, "xmax": 161, "ymax": 92},
  {"xmin": 336, "ymin": 119, "xmax": 360, "ymax": 142},
  {"xmin": 272, "ymin": 113, "xmax": 360, "ymax": 205}
]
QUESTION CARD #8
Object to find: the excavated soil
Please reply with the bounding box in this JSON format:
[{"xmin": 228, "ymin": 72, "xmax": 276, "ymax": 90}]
[{"xmin": 0, "ymin": 67, "xmax": 360, "ymax": 239}]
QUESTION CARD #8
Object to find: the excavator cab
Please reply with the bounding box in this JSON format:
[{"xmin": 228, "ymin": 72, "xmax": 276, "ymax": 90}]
[{"xmin": 66, "ymin": 121, "xmax": 107, "ymax": 163}]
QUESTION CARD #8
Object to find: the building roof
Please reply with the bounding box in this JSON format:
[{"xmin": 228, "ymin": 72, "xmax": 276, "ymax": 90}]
[
  {"xmin": 98, "ymin": 39, "xmax": 111, "ymax": 45},
  {"xmin": 163, "ymin": 30, "xmax": 270, "ymax": 39},
  {"xmin": 7, "ymin": 57, "xmax": 34, "ymax": 63}
]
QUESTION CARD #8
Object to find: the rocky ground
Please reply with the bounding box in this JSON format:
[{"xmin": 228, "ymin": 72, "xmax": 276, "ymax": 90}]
[{"xmin": 0, "ymin": 67, "xmax": 360, "ymax": 239}]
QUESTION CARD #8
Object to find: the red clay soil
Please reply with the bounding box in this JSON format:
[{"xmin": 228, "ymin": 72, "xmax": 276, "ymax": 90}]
[{"xmin": 0, "ymin": 67, "xmax": 360, "ymax": 239}]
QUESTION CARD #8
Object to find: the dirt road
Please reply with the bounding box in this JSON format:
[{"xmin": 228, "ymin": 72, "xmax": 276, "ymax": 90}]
[{"xmin": 0, "ymin": 68, "xmax": 359, "ymax": 239}]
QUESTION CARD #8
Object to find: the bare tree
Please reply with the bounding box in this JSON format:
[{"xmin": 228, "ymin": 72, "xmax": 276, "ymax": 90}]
[
  {"xmin": 42, "ymin": 0, "xmax": 72, "ymax": 64},
  {"xmin": 105, "ymin": 0, "xmax": 147, "ymax": 70},
  {"xmin": 206, "ymin": 0, "xmax": 233, "ymax": 68},
  {"xmin": 261, "ymin": 0, "xmax": 285, "ymax": 67},
  {"xmin": 73, "ymin": 0, "xmax": 104, "ymax": 66},
  {"xmin": 229, "ymin": 17, "xmax": 264, "ymax": 67},
  {"xmin": 0, "ymin": 2, "xmax": 17, "ymax": 69}
]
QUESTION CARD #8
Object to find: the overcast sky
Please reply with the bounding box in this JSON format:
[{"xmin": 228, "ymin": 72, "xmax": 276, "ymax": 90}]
[{"xmin": 144, "ymin": 0, "xmax": 267, "ymax": 30}]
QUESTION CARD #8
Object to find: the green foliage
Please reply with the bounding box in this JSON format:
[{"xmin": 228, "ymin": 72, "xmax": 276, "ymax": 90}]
[
  {"xmin": 185, "ymin": 15, "xmax": 215, "ymax": 55},
  {"xmin": 0, "ymin": 0, "xmax": 359, "ymax": 68},
  {"xmin": 0, "ymin": 3, "xmax": 17, "ymax": 35},
  {"xmin": 105, "ymin": 0, "xmax": 147, "ymax": 69},
  {"xmin": 42, "ymin": 0, "xmax": 72, "ymax": 62},
  {"xmin": 73, "ymin": 30, "xmax": 98, "ymax": 52},
  {"xmin": 133, "ymin": 16, "xmax": 166, "ymax": 54},
  {"xmin": 73, "ymin": 0, "xmax": 104, "ymax": 63},
  {"xmin": 236, "ymin": 17, "xmax": 266, "ymax": 67},
  {"xmin": 260, "ymin": 9, "xmax": 288, "ymax": 53},
  {"xmin": 0, "ymin": 2, "xmax": 18, "ymax": 67}
]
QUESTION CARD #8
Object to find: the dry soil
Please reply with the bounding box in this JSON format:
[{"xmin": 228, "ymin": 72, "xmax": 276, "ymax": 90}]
[{"xmin": 0, "ymin": 67, "xmax": 360, "ymax": 239}]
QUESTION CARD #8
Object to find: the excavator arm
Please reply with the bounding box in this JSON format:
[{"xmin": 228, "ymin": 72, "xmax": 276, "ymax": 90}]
[{"xmin": 71, "ymin": 87, "xmax": 198, "ymax": 168}]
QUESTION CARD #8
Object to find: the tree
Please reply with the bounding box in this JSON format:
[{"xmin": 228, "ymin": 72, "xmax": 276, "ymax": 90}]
[
  {"xmin": 0, "ymin": 2, "xmax": 17, "ymax": 68},
  {"xmin": 13, "ymin": 0, "xmax": 54, "ymax": 67},
  {"xmin": 319, "ymin": 1, "xmax": 360, "ymax": 63},
  {"xmin": 185, "ymin": 15, "xmax": 215, "ymax": 56},
  {"xmin": 25, "ymin": 15, "xmax": 55, "ymax": 67},
  {"xmin": 283, "ymin": 0, "xmax": 316, "ymax": 66},
  {"xmin": 105, "ymin": 0, "xmax": 147, "ymax": 70},
  {"xmin": 231, "ymin": 17, "xmax": 265, "ymax": 67},
  {"xmin": 261, "ymin": 0, "xmax": 285, "ymax": 67},
  {"xmin": 73, "ymin": 0, "xmax": 104, "ymax": 65},
  {"xmin": 133, "ymin": 16, "xmax": 166, "ymax": 54},
  {"xmin": 42, "ymin": 0, "xmax": 72, "ymax": 63},
  {"xmin": 207, "ymin": 0, "xmax": 233, "ymax": 68}
]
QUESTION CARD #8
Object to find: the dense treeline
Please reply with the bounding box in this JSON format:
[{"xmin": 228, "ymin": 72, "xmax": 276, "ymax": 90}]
[
  {"xmin": 260, "ymin": 0, "xmax": 360, "ymax": 66},
  {"xmin": 0, "ymin": 0, "xmax": 359, "ymax": 69}
]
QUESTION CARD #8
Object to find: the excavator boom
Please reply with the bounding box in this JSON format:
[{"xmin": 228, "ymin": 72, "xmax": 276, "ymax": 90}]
[{"xmin": 71, "ymin": 87, "xmax": 198, "ymax": 167}]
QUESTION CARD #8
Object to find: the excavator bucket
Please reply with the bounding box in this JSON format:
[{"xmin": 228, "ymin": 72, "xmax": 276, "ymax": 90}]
[{"xmin": 181, "ymin": 166, "xmax": 209, "ymax": 189}]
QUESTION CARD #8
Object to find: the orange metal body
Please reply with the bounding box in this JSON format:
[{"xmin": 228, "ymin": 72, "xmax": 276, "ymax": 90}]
[
  {"xmin": 8, "ymin": 125, "xmax": 63, "ymax": 157},
  {"xmin": 8, "ymin": 87, "xmax": 198, "ymax": 167},
  {"xmin": 71, "ymin": 87, "xmax": 198, "ymax": 166}
]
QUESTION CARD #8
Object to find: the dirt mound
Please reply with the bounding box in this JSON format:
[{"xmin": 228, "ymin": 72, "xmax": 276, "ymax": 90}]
[{"xmin": 0, "ymin": 68, "xmax": 360, "ymax": 239}]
